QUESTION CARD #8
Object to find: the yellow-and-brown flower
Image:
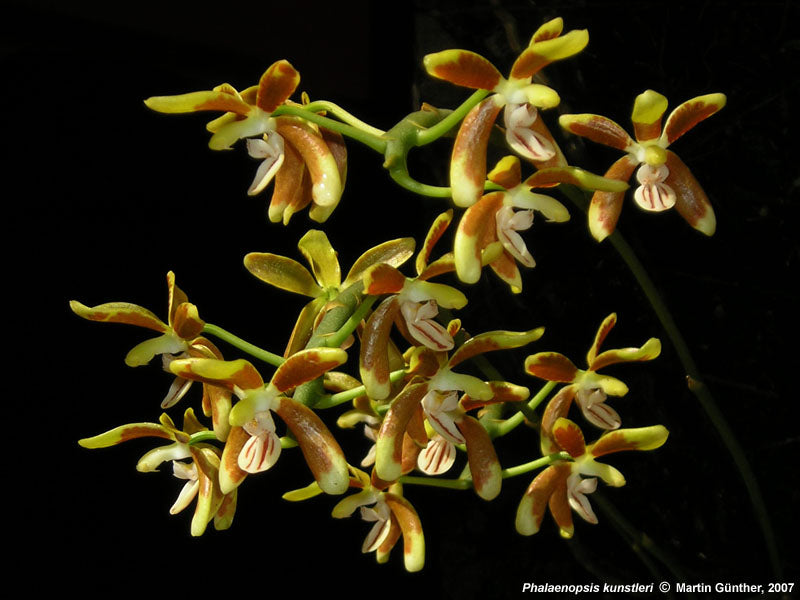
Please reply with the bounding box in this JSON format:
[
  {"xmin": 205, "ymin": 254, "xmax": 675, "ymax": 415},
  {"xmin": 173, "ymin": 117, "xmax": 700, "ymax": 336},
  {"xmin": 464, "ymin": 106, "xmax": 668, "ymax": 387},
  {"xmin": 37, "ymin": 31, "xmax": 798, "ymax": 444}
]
[
  {"xmin": 423, "ymin": 18, "xmax": 588, "ymax": 208},
  {"xmin": 453, "ymin": 157, "xmax": 627, "ymax": 291},
  {"xmin": 169, "ymin": 348, "xmax": 350, "ymax": 496},
  {"xmin": 331, "ymin": 468, "xmax": 425, "ymax": 572},
  {"xmin": 70, "ymin": 272, "xmax": 232, "ymax": 440},
  {"xmin": 559, "ymin": 89, "xmax": 726, "ymax": 240},
  {"xmin": 79, "ymin": 408, "xmax": 237, "ymax": 536},
  {"xmin": 374, "ymin": 329, "xmax": 542, "ymax": 501},
  {"xmin": 144, "ymin": 60, "xmax": 346, "ymax": 223},
  {"xmin": 515, "ymin": 417, "xmax": 668, "ymax": 538},
  {"xmin": 525, "ymin": 313, "xmax": 661, "ymax": 453}
]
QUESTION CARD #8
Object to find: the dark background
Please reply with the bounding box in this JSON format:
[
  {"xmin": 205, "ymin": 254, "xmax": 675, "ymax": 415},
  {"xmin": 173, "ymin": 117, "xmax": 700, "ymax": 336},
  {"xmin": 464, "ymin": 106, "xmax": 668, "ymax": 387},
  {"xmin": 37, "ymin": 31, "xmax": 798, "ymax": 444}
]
[{"xmin": 7, "ymin": 0, "xmax": 797, "ymax": 597}]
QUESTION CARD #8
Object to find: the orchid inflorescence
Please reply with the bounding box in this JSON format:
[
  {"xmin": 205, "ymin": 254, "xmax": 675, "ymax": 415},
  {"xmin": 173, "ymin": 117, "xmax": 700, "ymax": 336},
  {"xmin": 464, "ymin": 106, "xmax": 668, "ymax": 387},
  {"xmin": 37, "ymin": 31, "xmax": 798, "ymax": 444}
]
[{"xmin": 70, "ymin": 17, "xmax": 725, "ymax": 572}]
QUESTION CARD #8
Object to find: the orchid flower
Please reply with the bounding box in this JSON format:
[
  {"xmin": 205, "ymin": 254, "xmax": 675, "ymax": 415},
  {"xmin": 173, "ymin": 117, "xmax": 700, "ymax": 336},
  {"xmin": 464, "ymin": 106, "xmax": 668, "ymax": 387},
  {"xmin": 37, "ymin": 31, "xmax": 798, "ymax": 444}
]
[
  {"xmin": 559, "ymin": 89, "xmax": 726, "ymax": 240},
  {"xmin": 331, "ymin": 469, "xmax": 425, "ymax": 572},
  {"xmin": 244, "ymin": 230, "xmax": 416, "ymax": 356},
  {"xmin": 358, "ymin": 261, "xmax": 467, "ymax": 400},
  {"xmin": 168, "ymin": 348, "xmax": 349, "ymax": 496},
  {"xmin": 78, "ymin": 408, "xmax": 236, "ymax": 536},
  {"xmin": 525, "ymin": 313, "xmax": 661, "ymax": 453},
  {"xmin": 70, "ymin": 272, "xmax": 232, "ymax": 440},
  {"xmin": 516, "ymin": 417, "xmax": 668, "ymax": 538},
  {"xmin": 144, "ymin": 60, "xmax": 346, "ymax": 223},
  {"xmin": 374, "ymin": 328, "xmax": 542, "ymax": 500},
  {"xmin": 454, "ymin": 156, "xmax": 628, "ymax": 290},
  {"xmin": 423, "ymin": 17, "xmax": 588, "ymax": 207}
]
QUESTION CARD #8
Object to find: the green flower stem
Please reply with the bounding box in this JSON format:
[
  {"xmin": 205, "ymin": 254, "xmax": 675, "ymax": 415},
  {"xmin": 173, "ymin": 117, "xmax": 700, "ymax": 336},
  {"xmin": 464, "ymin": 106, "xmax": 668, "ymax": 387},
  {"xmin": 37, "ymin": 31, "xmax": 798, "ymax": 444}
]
[
  {"xmin": 398, "ymin": 475, "xmax": 473, "ymax": 490},
  {"xmin": 414, "ymin": 89, "xmax": 490, "ymax": 146},
  {"xmin": 501, "ymin": 452, "xmax": 570, "ymax": 479},
  {"xmin": 293, "ymin": 282, "xmax": 365, "ymax": 408},
  {"xmin": 388, "ymin": 168, "xmax": 453, "ymax": 197},
  {"xmin": 493, "ymin": 380, "xmax": 557, "ymax": 438},
  {"xmin": 323, "ymin": 294, "xmax": 377, "ymax": 349},
  {"xmin": 316, "ymin": 368, "xmax": 407, "ymax": 409},
  {"xmin": 561, "ymin": 184, "xmax": 782, "ymax": 579},
  {"xmin": 300, "ymin": 100, "xmax": 386, "ymax": 137},
  {"xmin": 399, "ymin": 451, "xmax": 569, "ymax": 491},
  {"xmin": 188, "ymin": 431, "xmax": 218, "ymax": 445},
  {"xmin": 270, "ymin": 104, "xmax": 387, "ymax": 154},
  {"xmin": 202, "ymin": 322, "xmax": 284, "ymax": 367}
]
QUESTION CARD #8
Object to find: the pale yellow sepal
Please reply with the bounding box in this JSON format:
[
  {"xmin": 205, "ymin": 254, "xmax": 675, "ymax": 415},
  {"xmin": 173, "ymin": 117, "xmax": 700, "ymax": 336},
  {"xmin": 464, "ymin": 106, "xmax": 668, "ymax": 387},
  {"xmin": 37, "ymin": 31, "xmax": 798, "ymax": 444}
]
[
  {"xmin": 528, "ymin": 28, "xmax": 589, "ymax": 62},
  {"xmin": 297, "ymin": 230, "xmax": 341, "ymax": 290},
  {"xmin": 244, "ymin": 252, "xmax": 322, "ymax": 298},
  {"xmin": 632, "ymin": 90, "xmax": 669, "ymax": 125},
  {"xmin": 523, "ymin": 84, "xmax": 560, "ymax": 109},
  {"xmin": 283, "ymin": 481, "xmax": 324, "ymax": 501}
]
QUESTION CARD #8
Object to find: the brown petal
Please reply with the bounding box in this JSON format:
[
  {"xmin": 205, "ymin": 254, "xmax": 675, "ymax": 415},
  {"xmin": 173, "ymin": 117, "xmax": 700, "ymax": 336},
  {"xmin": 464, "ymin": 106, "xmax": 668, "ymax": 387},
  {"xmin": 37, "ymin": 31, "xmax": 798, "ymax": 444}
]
[
  {"xmin": 219, "ymin": 426, "xmax": 250, "ymax": 494},
  {"xmin": 516, "ymin": 462, "xmax": 570, "ymax": 535},
  {"xmin": 540, "ymin": 385, "xmax": 577, "ymax": 455},
  {"xmin": 384, "ymin": 493, "xmax": 425, "ymax": 572},
  {"xmin": 588, "ymin": 155, "xmax": 639, "ymax": 242},
  {"xmin": 551, "ymin": 417, "xmax": 586, "ymax": 458},
  {"xmin": 275, "ymin": 396, "xmax": 349, "ymax": 495},
  {"xmin": 450, "ymin": 96, "xmax": 504, "ymax": 208},
  {"xmin": 524, "ymin": 352, "xmax": 580, "ymax": 382},
  {"xmin": 375, "ymin": 379, "xmax": 429, "ymax": 482},
  {"xmin": 270, "ymin": 347, "xmax": 348, "ymax": 394},
  {"xmin": 257, "ymin": 59, "xmax": 300, "ymax": 113},
  {"xmin": 269, "ymin": 138, "xmax": 308, "ymax": 223},
  {"xmin": 665, "ymin": 150, "xmax": 716, "ymax": 236},
  {"xmin": 457, "ymin": 415, "xmax": 502, "ymax": 500},
  {"xmin": 359, "ymin": 296, "xmax": 401, "ymax": 401}
]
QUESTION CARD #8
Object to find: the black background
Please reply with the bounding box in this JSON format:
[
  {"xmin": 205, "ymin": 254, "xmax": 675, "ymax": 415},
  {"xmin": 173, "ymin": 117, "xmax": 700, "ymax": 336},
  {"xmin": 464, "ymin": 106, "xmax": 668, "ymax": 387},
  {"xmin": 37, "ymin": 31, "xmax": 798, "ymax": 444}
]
[{"xmin": 7, "ymin": 0, "xmax": 798, "ymax": 597}]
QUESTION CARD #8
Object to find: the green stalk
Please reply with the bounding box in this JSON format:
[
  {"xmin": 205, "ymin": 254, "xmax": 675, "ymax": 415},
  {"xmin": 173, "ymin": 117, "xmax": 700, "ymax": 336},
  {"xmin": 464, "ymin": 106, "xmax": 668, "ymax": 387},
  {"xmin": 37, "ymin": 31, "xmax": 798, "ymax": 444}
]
[
  {"xmin": 316, "ymin": 368, "xmax": 407, "ymax": 409},
  {"xmin": 301, "ymin": 100, "xmax": 386, "ymax": 137},
  {"xmin": 202, "ymin": 322, "xmax": 284, "ymax": 367},
  {"xmin": 494, "ymin": 380, "xmax": 557, "ymax": 438},
  {"xmin": 323, "ymin": 294, "xmax": 376, "ymax": 350},
  {"xmin": 270, "ymin": 104, "xmax": 387, "ymax": 153},
  {"xmin": 561, "ymin": 185, "xmax": 782, "ymax": 579},
  {"xmin": 414, "ymin": 89, "xmax": 490, "ymax": 146},
  {"xmin": 399, "ymin": 452, "xmax": 569, "ymax": 491},
  {"xmin": 398, "ymin": 475, "xmax": 473, "ymax": 490},
  {"xmin": 501, "ymin": 452, "xmax": 570, "ymax": 479}
]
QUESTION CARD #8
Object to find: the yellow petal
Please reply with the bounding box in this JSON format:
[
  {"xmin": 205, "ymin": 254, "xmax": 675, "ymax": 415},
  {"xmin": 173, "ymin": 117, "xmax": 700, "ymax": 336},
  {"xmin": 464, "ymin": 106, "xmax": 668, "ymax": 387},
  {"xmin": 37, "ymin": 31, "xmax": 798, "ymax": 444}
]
[
  {"xmin": 631, "ymin": 90, "xmax": 669, "ymax": 142},
  {"xmin": 297, "ymin": 230, "xmax": 341, "ymax": 290},
  {"xmin": 244, "ymin": 252, "xmax": 322, "ymax": 297}
]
